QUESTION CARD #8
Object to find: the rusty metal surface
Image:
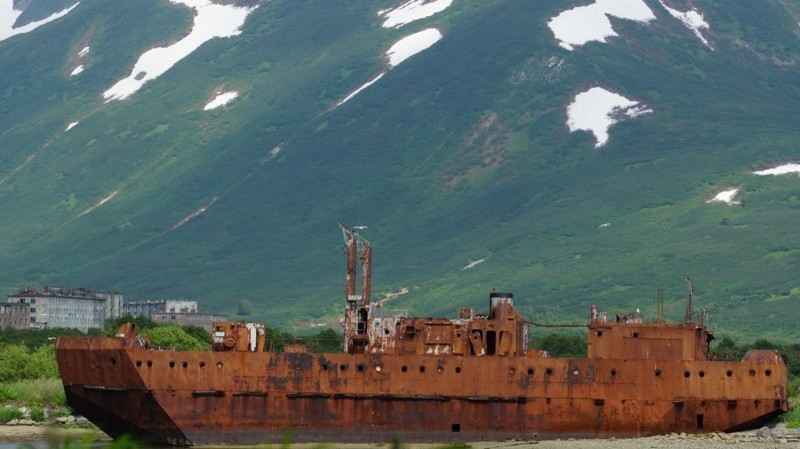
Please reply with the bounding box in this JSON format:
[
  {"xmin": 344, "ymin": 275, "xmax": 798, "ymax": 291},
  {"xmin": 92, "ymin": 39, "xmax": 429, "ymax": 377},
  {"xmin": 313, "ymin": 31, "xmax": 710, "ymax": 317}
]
[{"xmin": 54, "ymin": 226, "xmax": 790, "ymax": 446}]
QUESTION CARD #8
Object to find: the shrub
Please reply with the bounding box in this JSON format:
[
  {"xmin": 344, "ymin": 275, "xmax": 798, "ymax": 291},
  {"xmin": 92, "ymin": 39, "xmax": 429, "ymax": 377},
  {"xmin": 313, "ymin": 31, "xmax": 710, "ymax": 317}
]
[
  {"xmin": 29, "ymin": 406, "xmax": 45, "ymax": 422},
  {"xmin": 0, "ymin": 406, "xmax": 23, "ymax": 423}
]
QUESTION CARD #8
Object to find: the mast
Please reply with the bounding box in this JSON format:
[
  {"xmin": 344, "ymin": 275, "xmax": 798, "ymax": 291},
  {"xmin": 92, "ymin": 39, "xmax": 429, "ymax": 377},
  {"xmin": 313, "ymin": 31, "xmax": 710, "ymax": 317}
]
[
  {"xmin": 684, "ymin": 276, "xmax": 693, "ymax": 324},
  {"xmin": 339, "ymin": 224, "xmax": 372, "ymax": 353}
]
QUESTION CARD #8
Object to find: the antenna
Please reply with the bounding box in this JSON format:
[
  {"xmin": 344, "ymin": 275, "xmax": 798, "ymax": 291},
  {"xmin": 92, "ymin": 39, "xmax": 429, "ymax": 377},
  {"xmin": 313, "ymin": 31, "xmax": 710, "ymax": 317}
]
[
  {"xmin": 684, "ymin": 276, "xmax": 693, "ymax": 324},
  {"xmin": 657, "ymin": 289, "xmax": 664, "ymax": 323}
]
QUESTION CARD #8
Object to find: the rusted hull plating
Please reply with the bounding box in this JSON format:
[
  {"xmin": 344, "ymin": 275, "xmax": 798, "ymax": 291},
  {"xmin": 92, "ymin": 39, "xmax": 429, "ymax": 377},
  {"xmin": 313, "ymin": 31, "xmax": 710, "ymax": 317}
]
[{"xmin": 56, "ymin": 336, "xmax": 787, "ymax": 446}]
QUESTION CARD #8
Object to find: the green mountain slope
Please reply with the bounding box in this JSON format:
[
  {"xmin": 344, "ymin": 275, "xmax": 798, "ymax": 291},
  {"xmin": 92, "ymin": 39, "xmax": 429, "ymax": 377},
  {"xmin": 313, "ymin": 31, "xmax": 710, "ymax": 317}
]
[{"xmin": 1, "ymin": 0, "xmax": 799, "ymax": 342}]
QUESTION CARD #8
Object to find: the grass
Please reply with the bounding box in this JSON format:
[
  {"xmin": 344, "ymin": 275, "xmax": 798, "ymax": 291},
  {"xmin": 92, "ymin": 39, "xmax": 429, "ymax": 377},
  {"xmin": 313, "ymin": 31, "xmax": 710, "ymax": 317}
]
[
  {"xmin": 784, "ymin": 377, "xmax": 800, "ymax": 429},
  {"xmin": 0, "ymin": 379, "xmax": 66, "ymax": 407}
]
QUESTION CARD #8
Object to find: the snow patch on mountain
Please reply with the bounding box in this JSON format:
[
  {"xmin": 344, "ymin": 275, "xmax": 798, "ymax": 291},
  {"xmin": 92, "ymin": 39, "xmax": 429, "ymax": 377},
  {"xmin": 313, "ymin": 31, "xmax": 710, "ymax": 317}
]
[
  {"xmin": 379, "ymin": 0, "xmax": 453, "ymax": 28},
  {"xmin": 204, "ymin": 91, "xmax": 239, "ymax": 110},
  {"xmin": 659, "ymin": 1, "xmax": 712, "ymax": 49},
  {"xmin": 0, "ymin": 0, "xmax": 79, "ymax": 42},
  {"xmin": 707, "ymin": 187, "xmax": 740, "ymax": 205},
  {"xmin": 548, "ymin": 0, "xmax": 655, "ymax": 51},
  {"xmin": 752, "ymin": 163, "xmax": 800, "ymax": 176},
  {"xmin": 103, "ymin": 0, "xmax": 256, "ymax": 102},
  {"xmin": 387, "ymin": 28, "xmax": 442, "ymax": 66},
  {"xmin": 566, "ymin": 87, "xmax": 652, "ymax": 148},
  {"xmin": 337, "ymin": 28, "xmax": 442, "ymax": 106}
]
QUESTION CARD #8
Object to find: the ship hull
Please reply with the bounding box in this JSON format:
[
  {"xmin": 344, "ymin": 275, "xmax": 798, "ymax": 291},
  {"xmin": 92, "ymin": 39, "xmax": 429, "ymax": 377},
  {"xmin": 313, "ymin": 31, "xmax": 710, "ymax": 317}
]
[{"xmin": 56, "ymin": 336, "xmax": 788, "ymax": 446}]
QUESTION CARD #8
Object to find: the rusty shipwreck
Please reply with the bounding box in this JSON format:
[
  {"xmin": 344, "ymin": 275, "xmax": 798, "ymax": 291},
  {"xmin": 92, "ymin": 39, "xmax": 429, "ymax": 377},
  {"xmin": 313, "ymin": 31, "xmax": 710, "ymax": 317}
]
[{"xmin": 55, "ymin": 226, "xmax": 789, "ymax": 445}]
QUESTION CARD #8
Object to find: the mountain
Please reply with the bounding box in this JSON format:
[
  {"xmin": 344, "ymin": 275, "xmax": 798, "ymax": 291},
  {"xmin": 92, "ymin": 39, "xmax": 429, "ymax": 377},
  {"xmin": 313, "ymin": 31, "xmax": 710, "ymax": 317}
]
[{"xmin": 1, "ymin": 0, "xmax": 800, "ymax": 341}]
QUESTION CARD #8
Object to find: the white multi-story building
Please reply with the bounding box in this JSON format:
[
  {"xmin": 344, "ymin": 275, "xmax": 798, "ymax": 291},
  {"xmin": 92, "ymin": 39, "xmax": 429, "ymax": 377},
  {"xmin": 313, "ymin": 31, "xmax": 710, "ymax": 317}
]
[
  {"xmin": 123, "ymin": 299, "xmax": 198, "ymax": 318},
  {"xmin": 7, "ymin": 287, "xmax": 123, "ymax": 332}
]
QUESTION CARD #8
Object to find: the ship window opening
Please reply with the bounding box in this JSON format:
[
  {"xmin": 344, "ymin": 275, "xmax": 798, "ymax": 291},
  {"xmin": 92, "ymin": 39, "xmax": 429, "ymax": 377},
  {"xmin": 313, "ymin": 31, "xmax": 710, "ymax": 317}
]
[
  {"xmin": 696, "ymin": 414, "xmax": 704, "ymax": 429},
  {"xmin": 545, "ymin": 368, "xmax": 553, "ymax": 376},
  {"xmin": 726, "ymin": 370, "xmax": 733, "ymax": 377},
  {"xmin": 340, "ymin": 364, "xmax": 348, "ymax": 371},
  {"xmin": 633, "ymin": 332, "xmax": 639, "ymax": 338},
  {"xmin": 594, "ymin": 399, "xmax": 605, "ymax": 406},
  {"xmin": 486, "ymin": 330, "xmax": 497, "ymax": 355},
  {"xmin": 375, "ymin": 366, "xmax": 382, "ymax": 372},
  {"xmin": 699, "ymin": 370, "xmax": 705, "ymax": 378},
  {"xmin": 655, "ymin": 369, "xmax": 662, "ymax": 378},
  {"xmin": 610, "ymin": 369, "xmax": 617, "ymax": 377},
  {"xmin": 456, "ymin": 333, "xmax": 461, "ymax": 338},
  {"xmin": 136, "ymin": 361, "xmax": 142, "ymax": 367},
  {"xmin": 749, "ymin": 369, "xmax": 756, "ymax": 376},
  {"xmin": 596, "ymin": 331, "xmax": 603, "ymax": 337},
  {"xmin": 216, "ymin": 362, "xmax": 223, "ymax": 369},
  {"xmin": 546, "ymin": 398, "xmax": 551, "ymax": 405},
  {"xmin": 200, "ymin": 362, "xmax": 206, "ymax": 368},
  {"xmin": 321, "ymin": 363, "xmax": 328, "ymax": 371},
  {"xmin": 182, "ymin": 362, "xmax": 188, "ymax": 368},
  {"xmin": 419, "ymin": 366, "xmax": 426, "ymax": 373},
  {"xmin": 147, "ymin": 361, "xmax": 153, "ymax": 367},
  {"xmin": 451, "ymin": 424, "xmax": 460, "ymax": 432},
  {"xmin": 110, "ymin": 358, "xmax": 116, "ymax": 365},
  {"xmin": 384, "ymin": 328, "xmax": 390, "ymax": 335},
  {"xmin": 169, "ymin": 361, "xmax": 175, "ymax": 368},
  {"xmin": 727, "ymin": 400, "xmax": 737, "ymax": 409},
  {"xmin": 437, "ymin": 366, "xmax": 443, "ymax": 373},
  {"xmin": 401, "ymin": 366, "xmax": 408, "ymax": 373},
  {"xmin": 683, "ymin": 371, "xmax": 690, "ymax": 378},
  {"xmin": 455, "ymin": 367, "xmax": 462, "ymax": 374},
  {"xmin": 357, "ymin": 364, "xmax": 365, "ymax": 372},
  {"xmin": 527, "ymin": 368, "xmax": 534, "ymax": 376},
  {"xmin": 765, "ymin": 369, "xmax": 772, "ymax": 376},
  {"xmin": 509, "ymin": 368, "xmax": 515, "ymax": 376}
]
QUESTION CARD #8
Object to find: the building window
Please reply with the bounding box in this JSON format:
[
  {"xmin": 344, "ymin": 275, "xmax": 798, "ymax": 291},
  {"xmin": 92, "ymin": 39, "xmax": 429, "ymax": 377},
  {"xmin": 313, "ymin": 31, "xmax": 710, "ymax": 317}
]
[{"xmin": 30, "ymin": 308, "xmax": 36, "ymax": 313}]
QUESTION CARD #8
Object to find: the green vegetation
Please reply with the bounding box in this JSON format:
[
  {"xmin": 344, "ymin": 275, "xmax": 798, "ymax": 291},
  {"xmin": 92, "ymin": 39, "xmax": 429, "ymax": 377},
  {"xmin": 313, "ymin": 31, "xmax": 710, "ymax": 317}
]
[{"xmin": 0, "ymin": 0, "xmax": 799, "ymax": 345}]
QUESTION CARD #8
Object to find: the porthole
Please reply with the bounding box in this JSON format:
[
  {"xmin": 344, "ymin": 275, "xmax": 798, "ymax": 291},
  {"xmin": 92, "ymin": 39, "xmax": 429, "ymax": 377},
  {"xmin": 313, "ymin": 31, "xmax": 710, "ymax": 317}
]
[
  {"xmin": 419, "ymin": 366, "xmax": 426, "ymax": 373},
  {"xmin": 726, "ymin": 370, "xmax": 733, "ymax": 377},
  {"xmin": 375, "ymin": 365, "xmax": 382, "ymax": 372},
  {"xmin": 147, "ymin": 360, "xmax": 153, "ymax": 368},
  {"xmin": 357, "ymin": 364, "xmax": 365, "ymax": 372},
  {"xmin": 610, "ymin": 369, "xmax": 617, "ymax": 377},
  {"xmin": 182, "ymin": 362, "xmax": 188, "ymax": 368},
  {"xmin": 749, "ymin": 369, "xmax": 756, "ymax": 377},
  {"xmin": 527, "ymin": 368, "xmax": 534, "ymax": 376},
  {"xmin": 455, "ymin": 367, "xmax": 462, "ymax": 374},
  {"xmin": 169, "ymin": 361, "xmax": 175, "ymax": 368},
  {"xmin": 401, "ymin": 365, "xmax": 408, "ymax": 373},
  {"xmin": 339, "ymin": 364, "xmax": 348, "ymax": 371},
  {"xmin": 136, "ymin": 361, "xmax": 142, "ymax": 367},
  {"xmin": 321, "ymin": 363, "xmax": 329, "ymax": 371},
  {"xmin": 765, "ymin": 369, "xmax": 772, "ymax": 376},
  {"xmin": 596, "ymin": 331, "xmax": 603, "ymax": 337},
  {"xmin": 699, "ymin": 370, "xmax": 705, "ymax": 378},
  {"xmin": 110, "ymin": 358, "xmax": 117, "ymax": 365},
  {"xmin": 200, "ymin": 362, "xmax": 206, "ymax": 368},
  {"xmin": 509, "ymin": 368, "xmax": 515, "ymax": 376},
  {"xmin": 545, "ymin": 368, "xmax": 553, "ymax": 376},
  {"xmin": 684, "ymin": 371, "xmax": 690, "ymax": 378},
  {"xmin": 216, "ymin": 362, "xmax": 223, "ymax": 369},
  {"xmin": 655, "ymin": 369, "xmax": 662, "ymax": 378},
  {"xmin": 633, "ymin": 332, "xmax": 639, "ymax": 338},
  {"xmin": 437, "ymin": 366, "xmax": 443, "ymax": 373}
]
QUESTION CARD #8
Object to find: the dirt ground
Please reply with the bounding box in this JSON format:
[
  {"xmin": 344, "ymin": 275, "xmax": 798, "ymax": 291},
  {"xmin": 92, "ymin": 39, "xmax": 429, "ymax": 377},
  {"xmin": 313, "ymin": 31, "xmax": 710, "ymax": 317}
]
[{"xmin": 1, "ymin": 424, "xmax": 798, "ymax": 448}]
